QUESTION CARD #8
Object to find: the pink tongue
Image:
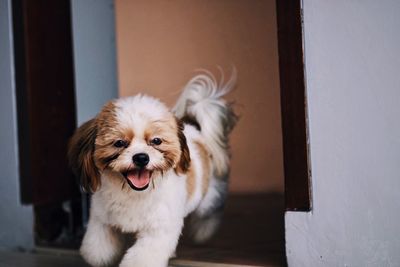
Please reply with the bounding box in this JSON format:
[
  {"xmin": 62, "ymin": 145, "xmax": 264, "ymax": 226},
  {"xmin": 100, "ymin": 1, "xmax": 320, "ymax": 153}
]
[{"xmin": 127, "ymin": 169, "xmax": 151, "ymax": 188}]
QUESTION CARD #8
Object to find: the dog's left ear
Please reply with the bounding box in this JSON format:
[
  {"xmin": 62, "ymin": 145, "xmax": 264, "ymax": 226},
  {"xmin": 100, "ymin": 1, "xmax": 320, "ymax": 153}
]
[{"xmin": 175, "ymin": 119, "xmax": 191, "ymax": 174}]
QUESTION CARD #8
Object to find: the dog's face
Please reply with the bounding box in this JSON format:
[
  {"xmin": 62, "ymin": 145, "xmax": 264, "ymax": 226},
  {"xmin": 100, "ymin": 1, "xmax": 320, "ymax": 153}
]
[{"xmin": 68, "ymin": 95, "xmax": 190, "ymax": 192}]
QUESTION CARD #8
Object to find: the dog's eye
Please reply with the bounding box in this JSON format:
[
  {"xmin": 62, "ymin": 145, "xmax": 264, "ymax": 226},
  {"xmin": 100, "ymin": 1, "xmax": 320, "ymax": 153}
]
[
  {"xmin": 114, "ymin": 140, "xmax": 128, "ymax": 148},
  {"xmin": 150, "ymin": 138, "xmax": 162, "ymax": 146}
]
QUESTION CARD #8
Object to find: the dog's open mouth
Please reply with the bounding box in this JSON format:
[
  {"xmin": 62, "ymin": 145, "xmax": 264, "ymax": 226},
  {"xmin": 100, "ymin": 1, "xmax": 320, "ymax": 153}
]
[{"xmin": 123, "ymin": 169, "xmax": 152, "ymax": 191}]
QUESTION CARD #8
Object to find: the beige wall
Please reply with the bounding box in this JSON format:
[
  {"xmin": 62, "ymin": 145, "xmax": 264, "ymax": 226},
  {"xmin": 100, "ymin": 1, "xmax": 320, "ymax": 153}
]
[{"xmin": 115, "ymin": 0, "xmax": 283, "ymax": 193}]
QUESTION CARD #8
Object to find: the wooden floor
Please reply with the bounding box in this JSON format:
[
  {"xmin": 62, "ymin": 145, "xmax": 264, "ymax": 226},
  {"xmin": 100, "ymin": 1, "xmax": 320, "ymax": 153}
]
[
  {"xmin": 0, "ymin": 193, "xmax": 286, "ymax": 267},
  {"xmin": 0, "ymin": 250, "xmax": 89, "ymax": 267}
]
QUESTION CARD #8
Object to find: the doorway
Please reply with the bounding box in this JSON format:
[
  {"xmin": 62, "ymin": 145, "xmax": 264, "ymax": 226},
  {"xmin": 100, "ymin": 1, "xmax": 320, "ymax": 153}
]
[{"xmin": 12, "ymin": 0, "xmax": 310, "ymax": 266}]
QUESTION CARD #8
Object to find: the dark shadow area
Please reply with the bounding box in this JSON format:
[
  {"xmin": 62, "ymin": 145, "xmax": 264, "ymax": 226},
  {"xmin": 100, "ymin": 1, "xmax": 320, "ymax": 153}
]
[{"xmin": 177, "ymin": 193, "xmax": 287, "ymax": 266}]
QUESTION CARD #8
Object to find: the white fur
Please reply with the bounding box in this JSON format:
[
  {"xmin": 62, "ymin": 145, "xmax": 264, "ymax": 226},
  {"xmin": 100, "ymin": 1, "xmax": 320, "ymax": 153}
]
[
  {"xmin": 182, "ymin": 125, "xmax": 210, "ymax": 216},
  {"xmin": 173, "ymin": 69, "xmax": 237, "ymax": 176},
  {"xmin": 79, "ymin": 72, "xmax": 236, "ymax": 267},
  {"xmin": 173, "ymin": 70, "xmax": 236, "ymax": 244},
  {"xmin": 83, "ymin": 170, "xmax": 186, "ymax": 267}
]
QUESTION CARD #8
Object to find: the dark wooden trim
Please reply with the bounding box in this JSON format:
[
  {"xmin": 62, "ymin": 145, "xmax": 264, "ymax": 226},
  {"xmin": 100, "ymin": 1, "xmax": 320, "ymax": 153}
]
[
  {"xmin": 276, "ymin": 0, "xmax": 312, "ymax": 211},
  {"xmin": 12, "ymin": 0, "xmax": 32, "ymax": 203},
  {"xmin": 12, "ymin": 0, "xmax": 79, "ymax": 205}
]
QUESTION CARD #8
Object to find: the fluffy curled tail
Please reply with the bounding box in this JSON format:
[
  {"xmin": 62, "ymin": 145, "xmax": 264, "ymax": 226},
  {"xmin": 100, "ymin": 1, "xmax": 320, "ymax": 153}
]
[{"xmin": 173, "ymin": 70, "xmax": 237, "ymax": 177}]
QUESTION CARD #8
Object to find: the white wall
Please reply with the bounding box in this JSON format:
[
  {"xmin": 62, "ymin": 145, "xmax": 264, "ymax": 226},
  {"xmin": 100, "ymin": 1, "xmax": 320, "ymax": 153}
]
[
  {"xmin": 0, "ymin": 0, "xmax": 34, "ymax": 250},
  {"xmin": 71, "ymin": 0, "xmax": 118, "ymax": 125},
  {"xmin": 286, "ymin": 1, "xmax": 400, "ymax": 266}
]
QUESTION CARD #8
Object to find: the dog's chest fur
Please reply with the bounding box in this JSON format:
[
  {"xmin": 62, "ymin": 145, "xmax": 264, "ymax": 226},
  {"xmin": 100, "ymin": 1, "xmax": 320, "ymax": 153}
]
[{"xmin": 91, "ymin": 171, "xmax": 187, "ymax": 233}]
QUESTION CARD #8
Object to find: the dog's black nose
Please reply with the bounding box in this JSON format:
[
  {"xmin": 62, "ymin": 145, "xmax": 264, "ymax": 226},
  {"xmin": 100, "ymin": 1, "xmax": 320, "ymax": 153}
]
[{"xmin": 132, "ymin": 153, "xmax": 149, "ymax": 167}]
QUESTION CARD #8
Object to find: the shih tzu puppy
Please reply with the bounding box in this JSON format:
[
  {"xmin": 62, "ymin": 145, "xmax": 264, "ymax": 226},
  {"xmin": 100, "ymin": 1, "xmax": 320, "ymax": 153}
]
[{"xmin": 68, "ymin": 72, "xmax": 237, "ymax": 267}]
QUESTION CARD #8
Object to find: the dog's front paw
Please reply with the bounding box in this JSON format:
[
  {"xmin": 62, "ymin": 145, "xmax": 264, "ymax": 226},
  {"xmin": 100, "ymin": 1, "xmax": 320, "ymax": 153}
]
[
  {"xmin": 80, "ymin": 220, "xmax": 124, "ymax": 267},
  {"xmin": 119, "ymin": 222, "xmax": 182, "ymax": 267},
  {"xmin": 81, "ymin": 242, "xmax": 120, "ymax": 267},
  {"xmin": 119, "ymin": 252, "xmax": 168, "ymax": 267}
]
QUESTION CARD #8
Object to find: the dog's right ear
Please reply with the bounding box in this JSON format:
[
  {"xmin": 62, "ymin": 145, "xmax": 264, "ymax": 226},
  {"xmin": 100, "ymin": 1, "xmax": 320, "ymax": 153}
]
[{"xmin": 68, "ymin": 119, "xmax": 100, "ymax": 193}]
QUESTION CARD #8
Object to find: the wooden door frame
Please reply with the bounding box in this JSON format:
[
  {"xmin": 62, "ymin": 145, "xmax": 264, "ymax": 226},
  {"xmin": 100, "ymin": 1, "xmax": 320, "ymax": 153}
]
[
  {"xmin": 276, "ymin": 0, "xmax": 312, "ymax": 211},
  {"xmin": 12, "ymin": 0, "xmax": 78, "ymax": 205}
]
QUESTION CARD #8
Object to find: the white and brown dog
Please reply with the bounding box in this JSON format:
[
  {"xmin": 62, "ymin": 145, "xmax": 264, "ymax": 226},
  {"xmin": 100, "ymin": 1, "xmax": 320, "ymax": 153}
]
[{"xmin": 68, "ymin": 72, "xmax": 237, "ymax": 267}]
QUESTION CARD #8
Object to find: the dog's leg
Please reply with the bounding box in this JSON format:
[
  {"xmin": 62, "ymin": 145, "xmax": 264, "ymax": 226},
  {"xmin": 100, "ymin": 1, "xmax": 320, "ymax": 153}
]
[
  {"xmin": 119, "ymin": 219, "xmax": 183, "ymax": 267},
  {"xmin": 188, "ymin": 177, "xmax": 227, "ymax": 243},
  {"xmin": 80, "ymin": 217, "xmax": 124, "ymax": 267},
  {"xmin": 189, "ymin": 208, "xmax": 224, "ymax": 244}
]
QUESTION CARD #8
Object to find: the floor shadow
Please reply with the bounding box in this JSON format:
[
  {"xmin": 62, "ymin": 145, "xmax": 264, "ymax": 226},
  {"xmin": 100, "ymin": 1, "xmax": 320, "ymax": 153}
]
[{"xmin": 177, "ymin": 192, "xmax": 287, "ymax": 266}]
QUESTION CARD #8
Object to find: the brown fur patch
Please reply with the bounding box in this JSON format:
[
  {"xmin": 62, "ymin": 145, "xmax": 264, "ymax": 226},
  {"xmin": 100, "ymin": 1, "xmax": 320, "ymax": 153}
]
[
  {"xmin": 94, "ymin": 101, "xmax": 134, "ymax": 172},
  {"xmin": 68, "ymin": 119, "xmax": 99, "ymax": 193},
  {"xmin": 186, "ymin": 166, "xmax": 196, "ymax": 200},
  {"xmin": 175, "ymin": 120, "xmax": 191, "ymax": 174},
  {"xmin": 194, "ymin": 141, "xmax": 211, "ymax": 196},
  {"xmin": 144, "ymin": 118, "xmax": 184, "ymax": 172},
  {"xmin": 181, "ymin": 115, "xmax": 201, "ymax": 131},
  {"xmin": 144, "ymin": 120, "xmax": 169, "ymax": 143},
  {"xmin": 96, "ymin": 101, "xmax": 133, "ymax": 143}
]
